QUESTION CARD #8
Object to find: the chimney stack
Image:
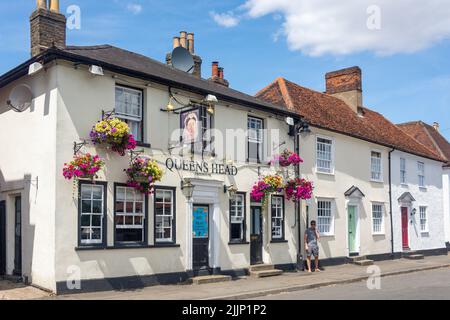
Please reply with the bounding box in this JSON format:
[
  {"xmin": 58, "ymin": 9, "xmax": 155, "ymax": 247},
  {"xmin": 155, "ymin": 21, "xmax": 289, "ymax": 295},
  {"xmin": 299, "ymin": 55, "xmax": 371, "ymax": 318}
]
[
  {"xmin": 433, "ymin": 122, "xmax": 440, "ymax": 131},
  {"xmin": 208, "ymin": 62, "xmax": 229, "ymax": 87},
  {"xmin": 325, "ymin": 66, "xmax": 363, "ymax": 114},
  {"xmin": 30, "ymin": 0, "xmax": 66, "ymax": 57},
  {"xmin": 166, "ymin": 31, "xmax": 202, "ymax": 78}
]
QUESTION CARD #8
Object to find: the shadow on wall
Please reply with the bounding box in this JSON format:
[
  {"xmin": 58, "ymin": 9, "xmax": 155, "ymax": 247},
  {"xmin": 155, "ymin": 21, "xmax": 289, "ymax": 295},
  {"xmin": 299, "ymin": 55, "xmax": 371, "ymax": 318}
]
[{"xmin": 0, "ymin": 170, "xmax": 36, "ymax": 280}]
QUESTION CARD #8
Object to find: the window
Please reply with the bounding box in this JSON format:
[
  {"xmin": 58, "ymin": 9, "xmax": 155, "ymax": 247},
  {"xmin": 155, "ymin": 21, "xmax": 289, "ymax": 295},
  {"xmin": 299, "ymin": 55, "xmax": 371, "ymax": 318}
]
[
  {"xmin": 114, "ymin": 185, "xmax": 146, "ymax": 245},
  {"xmin": 372, "ymin": 204, "xmax": 384, "ymax": 234},
  {"xmin": 115, "ymin": 85, "xmax": 143, "ymax": 141},
  {"xmin": 418, "ymin": 162, "xmax": 425, "ymax": 187},
  {"xmin": 419, "ymin": 206, "xmax": 428, "ymax": 232},
  {"xmin": 154, "ymin": 188, "xmax": 176, "ymax": 243},
  {"xmin": 248, "ymin": 116, "xmax": 264, "ymax": 162},
  {"xmin": 79, "ymin": 182, "xmax": 106, "ymax": 246},
  {"xmin": 400, "ymin": 158, "xmax": 407, "ymax": 184},
  {"xmin": 317, "ymin": 200, "xmax": 333, "ymax": 235},
  {"xmin": 271, "ymin": 196, "xmax": 284, "ymax": 240},
  {"xmin": 371, "ymin": 151, "xmax": 382, "ymax": 181},
  {"xmin": 316, "ymin": 137, "xmax": 333, "ymax": 173},
  {"xmin": 229, "ymin": 193, "xmax": 246, "ymax": 243}
]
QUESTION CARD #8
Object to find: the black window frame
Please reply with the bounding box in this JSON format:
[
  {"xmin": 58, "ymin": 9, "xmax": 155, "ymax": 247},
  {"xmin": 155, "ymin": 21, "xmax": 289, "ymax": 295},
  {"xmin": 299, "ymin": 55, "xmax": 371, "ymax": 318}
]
[
  {"xmin": 247, "ymin": 115, "xmax": 265, "ymax": 163},
  {"xmin": 114, "ymin": 83, "xmax": 146, "ymax": 145},
  {"xmin": 113, "ymin": 183, "xmax": 149, "ymax": 247},
  {"xmin": 153, "ymin": 186, "xmax": 177, "ymax": 245},
  {"xmin": 229, "ymin": 192, "xmax": 247, "ymax": 244},
  {"xmin": 77, "ymin": 180, "xmax": 108, "ymax": 248},
  {"xmin": 270, "ymin": 195, "xmax": 286, "ymax": 242}
]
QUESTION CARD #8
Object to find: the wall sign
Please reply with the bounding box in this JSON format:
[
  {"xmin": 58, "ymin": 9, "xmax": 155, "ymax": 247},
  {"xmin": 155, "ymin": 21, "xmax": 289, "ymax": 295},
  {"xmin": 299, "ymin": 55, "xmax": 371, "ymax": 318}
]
[{"xmin": 165, "ymin": 158, "xmax": 238, "ymax": 176}]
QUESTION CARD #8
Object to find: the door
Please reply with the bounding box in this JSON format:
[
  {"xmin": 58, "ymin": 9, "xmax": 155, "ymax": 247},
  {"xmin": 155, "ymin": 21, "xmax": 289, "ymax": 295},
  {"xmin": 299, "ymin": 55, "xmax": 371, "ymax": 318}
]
[
  {"xmin": 401, "ymin": 207, "xmax": 409, "ymax": 249},
  {"xmin": 192, "ymin": 205, "xmax": 210, "ymax": 275},
  {"xmin": 0, "ymin": 201, "xmax": 6, "ymax": 276},
  {"xmin": 250, "ymin": 207, "xmax": 263, "ymax": 265},
  {"xmin": 348, "ymin": 205, "xmax": 357, "ymax": 254},
  {"xmin": 13, "ymin": 196, "xmax": 22, "ymax": 276}
]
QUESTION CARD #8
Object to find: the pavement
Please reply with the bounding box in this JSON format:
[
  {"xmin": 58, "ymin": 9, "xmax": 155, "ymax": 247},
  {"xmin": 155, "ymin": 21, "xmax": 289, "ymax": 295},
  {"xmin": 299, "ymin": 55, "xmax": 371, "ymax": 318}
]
[
  {"xmin": 0, "ymin": 279, "xmax": 52, "ymax": 300},
  {"xmin": 0, "ymin": 254, "xmax": 449, "ymax": 300},
  {"xmin": 250, "ymin": 267, "xmax": 450, "ymax": 300}
]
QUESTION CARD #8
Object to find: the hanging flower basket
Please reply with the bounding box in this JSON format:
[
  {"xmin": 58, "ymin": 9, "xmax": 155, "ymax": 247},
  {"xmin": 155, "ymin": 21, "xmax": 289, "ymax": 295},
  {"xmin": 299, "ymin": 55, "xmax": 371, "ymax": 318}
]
[
  {"xmin": 125, "ymin": 157, "xmax": 163, "ymax": 195},
  {"xmin": 284, "ymin": 178, "xmax": 314, "ymax": 202},
  {"xmin": 250, "ymin": 174, "xmax": 284, "ymax": 204},
  {"xmin": 63, "ymin": 153, "xmax": 105, "ymax": 181},
  {"xmin": 269, "ymin": 149, "xmax": 303, "ymax": 167},
  {"xmin": 90, "ymin": 117, "xmax": 137, "ymax": 156}
]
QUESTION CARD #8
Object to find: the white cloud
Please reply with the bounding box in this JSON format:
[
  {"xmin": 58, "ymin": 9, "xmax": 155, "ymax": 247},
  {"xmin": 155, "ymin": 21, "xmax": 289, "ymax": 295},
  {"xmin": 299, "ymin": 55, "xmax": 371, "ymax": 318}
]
[
  {"xmin": 210, "ymin": 11, "xmax": 240, "ymax": 28},
  {"xmin": 217, "ymin": 0, "xmax": 450, "ymax": 56},
  {"xmin": 127, "ymin": 3, "xmax": 143, "ymax": 15}
]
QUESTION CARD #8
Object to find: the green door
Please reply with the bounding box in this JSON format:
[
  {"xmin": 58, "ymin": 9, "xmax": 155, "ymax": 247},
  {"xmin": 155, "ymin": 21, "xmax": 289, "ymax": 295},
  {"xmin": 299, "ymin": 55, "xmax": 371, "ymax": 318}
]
[{"xmin": 348, "ymin": 206, "xmax": 357, "ymax": 253}]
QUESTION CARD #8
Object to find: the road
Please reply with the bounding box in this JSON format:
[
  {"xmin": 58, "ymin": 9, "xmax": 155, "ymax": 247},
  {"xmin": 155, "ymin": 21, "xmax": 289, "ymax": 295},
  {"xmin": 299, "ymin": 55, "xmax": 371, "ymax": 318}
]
[{"xmin": 249, "ymin": 267, "xmax": 450, "ymax": 300}]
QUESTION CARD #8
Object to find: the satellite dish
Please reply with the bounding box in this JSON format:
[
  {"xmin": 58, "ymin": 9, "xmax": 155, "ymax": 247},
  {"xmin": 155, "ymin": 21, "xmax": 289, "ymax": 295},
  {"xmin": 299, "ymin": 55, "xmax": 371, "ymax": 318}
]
[
  {"xmin": 7, "ymin": 84, "xmax": 33, "ymax": 112},
  {"xmin": 171, "ymin": 46, "xmax": 195, "ymax": 74}
]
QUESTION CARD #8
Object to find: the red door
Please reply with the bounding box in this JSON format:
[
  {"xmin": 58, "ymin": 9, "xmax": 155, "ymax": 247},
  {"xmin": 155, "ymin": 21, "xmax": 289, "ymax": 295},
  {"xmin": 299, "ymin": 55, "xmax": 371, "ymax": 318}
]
[{"xmin": 401, "ymin": 207, "xmax": 409, "ymax": 249}]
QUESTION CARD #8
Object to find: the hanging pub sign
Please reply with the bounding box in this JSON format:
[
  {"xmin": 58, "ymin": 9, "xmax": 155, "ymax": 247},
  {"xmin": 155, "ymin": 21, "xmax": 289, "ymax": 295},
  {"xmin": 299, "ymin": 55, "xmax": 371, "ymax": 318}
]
[{"xmin": 165, "ymin": 157, "xmax": 238, "ymax": 176}]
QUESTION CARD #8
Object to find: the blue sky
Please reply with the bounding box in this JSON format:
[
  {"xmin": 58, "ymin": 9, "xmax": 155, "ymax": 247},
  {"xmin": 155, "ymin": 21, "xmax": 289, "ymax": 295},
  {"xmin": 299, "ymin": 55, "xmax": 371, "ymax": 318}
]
[{"xmin": 1, "ymin": 0, "xmax": 449, "ymax": 139}]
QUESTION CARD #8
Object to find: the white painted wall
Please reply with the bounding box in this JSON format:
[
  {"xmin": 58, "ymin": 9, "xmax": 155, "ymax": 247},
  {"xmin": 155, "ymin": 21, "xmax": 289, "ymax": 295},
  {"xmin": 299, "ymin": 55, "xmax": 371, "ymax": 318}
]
[
  {"xmin": 391, "ymin": 151, "xmax": 445, "ymax": 253},
  {"xmin": 0, "ymin": 67, "xmax": 58, "ymax": 291},
  {"xmin": 443, "ymin": 168, "xmax": 450, "ymax": 244},
  {"xmin": 52, "ymin": 62, "xmax": 299, "ymax": 290},
  {"xmin": 299, "ymin": 127, "xmax": 392, "ymax": 260}
]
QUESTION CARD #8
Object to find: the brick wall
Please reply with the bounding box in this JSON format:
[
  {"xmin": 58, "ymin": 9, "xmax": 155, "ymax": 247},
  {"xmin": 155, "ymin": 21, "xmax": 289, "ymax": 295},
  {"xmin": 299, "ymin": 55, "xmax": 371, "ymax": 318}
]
[{"xmin": 30, "ymin": 8, "xmax": 66, "ymax": 57}]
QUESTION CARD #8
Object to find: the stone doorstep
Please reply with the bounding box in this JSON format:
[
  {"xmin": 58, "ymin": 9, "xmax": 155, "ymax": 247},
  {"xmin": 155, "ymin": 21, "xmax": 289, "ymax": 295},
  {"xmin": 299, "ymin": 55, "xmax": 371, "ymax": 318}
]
[
  {"xmin": 353, "ymin": 259, "xmax": 374, "ymax": 266},
  {"xmin": 402, "ymin": 251, "xmax": 425, "ymax": 260},
  {"xmin": 191, "ymin": 275, "xmax": 232, "ymax": 285},
  {"xmin": 249, "ymin": 264, "xmax": 275, "ymax": 272},
  {"xmin": 250, "ymin": 269, "xmax": 284, "ymax": 278},
  {"xmin": 349, "ymin": 255, "xmax": 367, "ymax": 263}
]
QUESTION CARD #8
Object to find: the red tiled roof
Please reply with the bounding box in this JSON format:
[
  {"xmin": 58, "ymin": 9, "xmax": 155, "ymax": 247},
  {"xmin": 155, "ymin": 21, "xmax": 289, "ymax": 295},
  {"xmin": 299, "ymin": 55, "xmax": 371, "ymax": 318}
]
[
  {"xmin": 398, "ymin": 121, "xmax": 450, "ymax": 167},
  {"xmin": 255, "ymin": 77, "xmax": 444, "ymax": 162}
]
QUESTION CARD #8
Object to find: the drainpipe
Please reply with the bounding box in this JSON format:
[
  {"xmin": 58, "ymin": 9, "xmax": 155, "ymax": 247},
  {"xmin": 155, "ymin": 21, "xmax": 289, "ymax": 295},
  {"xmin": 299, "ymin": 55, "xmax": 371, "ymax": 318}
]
[
  {"xmin": 294, "ymin": 122, "xmax": 304, "ymax": 271},
  {"xmin": 388, "ymin": 148, "xmax": 396, "ymax": 258}
]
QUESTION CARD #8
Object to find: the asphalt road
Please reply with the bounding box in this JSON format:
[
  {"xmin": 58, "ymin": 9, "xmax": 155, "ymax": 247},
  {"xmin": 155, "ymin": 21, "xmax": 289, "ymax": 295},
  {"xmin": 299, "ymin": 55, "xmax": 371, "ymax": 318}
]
[{"xmin": 249, "ymin": 267, "xmax": 450, "ymax": 300}]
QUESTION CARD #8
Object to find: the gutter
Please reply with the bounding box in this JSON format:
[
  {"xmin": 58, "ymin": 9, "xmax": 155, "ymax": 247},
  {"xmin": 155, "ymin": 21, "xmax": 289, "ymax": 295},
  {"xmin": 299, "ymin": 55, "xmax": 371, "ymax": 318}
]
[{"xmin": 388, "ymin": 148, "xmax": 396, "ymax": 256}]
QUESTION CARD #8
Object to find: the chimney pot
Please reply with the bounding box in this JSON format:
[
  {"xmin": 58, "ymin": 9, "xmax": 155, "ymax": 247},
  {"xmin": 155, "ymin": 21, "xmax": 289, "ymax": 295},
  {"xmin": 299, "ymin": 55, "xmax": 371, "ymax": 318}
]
[
  {"xmin": 218, "ymin": 67, "xmax": 224, "ymax": 79},
  {"xmin": 49, "ymin": 0, "xmax": 60, "ymax": 12},
  {"xmin": 36, "ymin": 0, "xmax": 46, "ymax": 9},
  {"xmin": 173, "ymin": 37, "xmax": 180, "ymax": 49},
  {"xmin": 179, "ymin": 31, "xmax": 187, "ymax": 49},
  {"xmin": 433, "ymin": 122, "xmax": 440, "ymax": 131},
  {"xmin": 212, "ymin": 62, "xmax": 219, "ymax": 77},
  {"xmin": 187, "ymin": 33, "xmax": 194, "ymax": 54}
]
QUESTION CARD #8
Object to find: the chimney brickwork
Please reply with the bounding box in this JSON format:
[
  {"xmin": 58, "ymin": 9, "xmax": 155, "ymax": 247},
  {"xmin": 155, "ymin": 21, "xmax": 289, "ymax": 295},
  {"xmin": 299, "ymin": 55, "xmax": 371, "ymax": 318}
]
[
  {"xmin": 166, "ymin": 31, "xmax": 202, "ymax": 78},
  {"xmin": 325, "ymin": 66, "xmax": 363, "ymax": 113},
  {"xmin": 30, "ymin": 0, "xmax": 66, "ymax": 57},
  {"xmin": 208, "ymin": 62, "xmax": 229, "ymax": 87}
]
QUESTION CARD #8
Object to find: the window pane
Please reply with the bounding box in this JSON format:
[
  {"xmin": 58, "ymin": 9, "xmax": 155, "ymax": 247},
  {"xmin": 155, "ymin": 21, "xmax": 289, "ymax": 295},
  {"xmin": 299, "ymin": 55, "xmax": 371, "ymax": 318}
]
[
  {"xmin": 230, "ymin": 223, "xmax": 242, "ymax": 240},
  {"xmin": 92, "ymin": 200, "xmax": 102, "ymax": 214},
  {"xmin": 91, "ymin": 215, "xmax": 102, "ymax": 227},
  {"xmin": 80, "ymin": 215, "xmax": 90, "ymax": 227},
  {"xmin": 81, "ymin": 200, "xmax": 91, "ymax": 213}
]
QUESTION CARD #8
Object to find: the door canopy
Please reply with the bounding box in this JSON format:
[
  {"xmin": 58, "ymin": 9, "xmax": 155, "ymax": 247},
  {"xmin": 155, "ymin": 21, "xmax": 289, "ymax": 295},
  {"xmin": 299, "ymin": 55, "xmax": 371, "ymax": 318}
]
[{"xmin": 344, "ymin": 186, "xmax": 365, "ymax": 199}]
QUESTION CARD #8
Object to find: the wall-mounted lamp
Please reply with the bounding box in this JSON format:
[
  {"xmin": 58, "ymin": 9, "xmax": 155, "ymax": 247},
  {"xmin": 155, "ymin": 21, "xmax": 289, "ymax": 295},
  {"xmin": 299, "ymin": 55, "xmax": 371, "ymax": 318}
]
[
  {"xmin": 224, "ymin": 184, "xmax": 238, "ymax": 199},
  {"xmin": 166, "ymin": 97, "xmax": 175, "ymax": 112},
  {"xmin": 181, "ymin": 179, "xmax": 195, "ymax": 200},
  {"xmin": 411, "ymin": 208, "xmax": 417, "ymax": 216},
  {"xmin": 28, "ymin": 62, "xmax": 44, "ymax": 76},
  {"xmin": 288, "ymin": 119, "xmax": 311, "ymax": 136},
  {"xmin": 205, "ymin": 94, "xmax": 217, "ymax": 115}
]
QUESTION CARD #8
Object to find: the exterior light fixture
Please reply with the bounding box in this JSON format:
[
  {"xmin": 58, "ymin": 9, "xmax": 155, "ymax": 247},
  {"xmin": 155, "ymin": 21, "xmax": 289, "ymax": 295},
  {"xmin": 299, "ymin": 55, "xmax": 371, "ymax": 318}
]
[
  {"xmin": 205, "ymin": 94, "xmax": 218, "ymax": 103},
  {"xmin": 285, "ymin": 117, "xmax": 295, "ymax": 126},
  {"xmin": 89, "ymin": 65, "xmax": 104, "ymax": 76},
  {"xmin": 207, "ymin": 104, "xmax": 214, "ymax": 115},
  {"xmin": 181, "ymin": 179, "xmax": 195, "ymax": 200},
  {"xmin": 166, "ymin": 97, "xmax": 175, "ymax": 112},
  {"xmin": 224, "ymin": 184, "xmax": 238, "ymax": 199},
  {"xmin": 28, "ymin": 62, "xmax": 44, "ymax": 76},
  {"xmin": 411, "ymin": 208, "xmax": 417, "ymax": 216}
]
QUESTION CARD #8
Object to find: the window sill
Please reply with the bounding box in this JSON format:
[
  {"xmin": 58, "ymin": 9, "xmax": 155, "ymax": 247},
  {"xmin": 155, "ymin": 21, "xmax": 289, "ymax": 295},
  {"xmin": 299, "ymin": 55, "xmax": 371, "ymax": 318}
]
[
  {"xmin": 151, "ymin": 243, "xmax": 181, "ymax": 248},
  {"xmin": 320, "ymin": 234, "xmax": 335, "ymax": 238},
  {"xmin": 419, "ymin": 187, "xmax": 427, "ymax": 191},
  {"xmin": 75, "ymin": 244, "xmax": 180, "ymax": 251},
  {"xmin": 372, "ymin": 233, "xmax": 385, "ymax": 236},
  {"xmin": 400, "ymin": 183, "xmax": 409, "ymax": 188},
  {"xmin": 370, "ymin": 179, "xmax": 384, "ymax": 184},
  {"xmin": 270, "ymin": 239, "xmax": 288, "ymax": 243},
  {"xmin": 136, "ymin": 142, "xmax": 151, "ymax": 148},
  {"xmin": 228, "ymin": 241, "xmax": 250, "ymax": 245}
]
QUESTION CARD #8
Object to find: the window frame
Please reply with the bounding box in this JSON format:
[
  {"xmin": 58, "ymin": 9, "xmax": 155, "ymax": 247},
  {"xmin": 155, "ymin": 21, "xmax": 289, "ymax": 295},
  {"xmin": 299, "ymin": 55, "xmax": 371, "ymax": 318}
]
[
  {"xmin": 418, "ymin": 161, "xmax": 426, "ymax": 188},
  {"xmin": 370, "ymin": 150, "xmax": 383, "ymax": 182},
  {"xmin": 153, "ymin": 186, "xmax": 177, "ymax": 245},
  {"xmin": 371, "ymin": 202, "xmax": 385, "ymax": 235},
  {"xmin": 113, "ymin": 183, "xmax": 148, "ymax": 247},
  {"xmin": 400, "ymin": 157, "xmax": 407, "ymax": 185},
  {"xmin": 270, "ymin": 195, "xmax": 285, "ymax": 242},
  {"xmin": 419, "ymin": 206, "xmax": 428, "ymax": 233},
  {"xmin": 115, "ymin": 84, "xmax": 145, "ymax": 143},
  {"xmin": 229, "ymin": 192, "xmax": 247, "ymax": 244},
  {"xmin": 315, "ymin": 135, "xmax": 335, "ymax": 175},
  {"xmin": 78, "ymin": 181, "xmax": 108, "ymax": 248},
  {"xmin": 317, "ymin": 199, "xmax": 334, "ymax": 236},
  {"xmin": 247, "ymin": 115, "xmax": 265, "ymax": 163}
]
